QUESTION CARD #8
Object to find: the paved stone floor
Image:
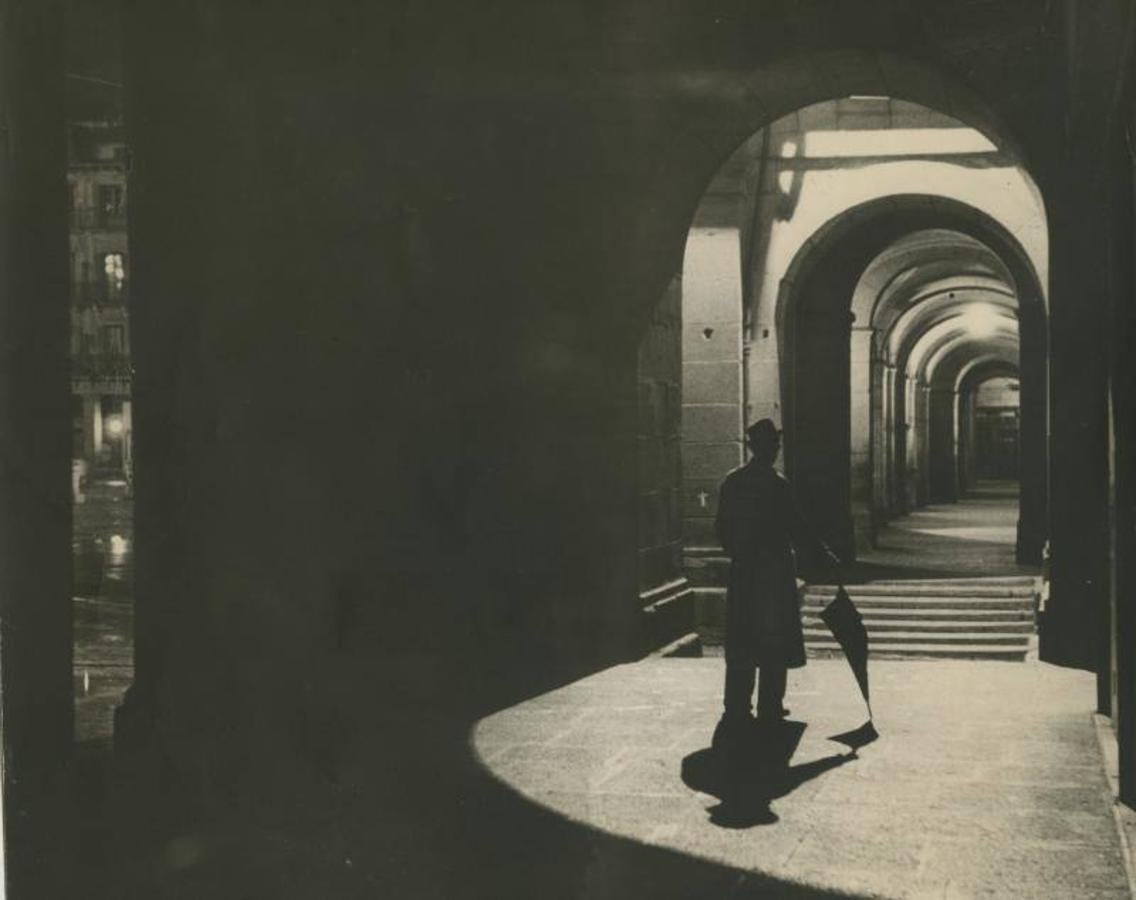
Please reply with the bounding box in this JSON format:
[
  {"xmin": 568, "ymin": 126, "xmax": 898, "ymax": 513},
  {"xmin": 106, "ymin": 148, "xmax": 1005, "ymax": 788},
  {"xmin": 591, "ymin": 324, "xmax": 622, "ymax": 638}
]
[
  {"xmin": 72, "ymin": 477, "xmax": 134, "ymax": 744},
  {"xmin": 847, "ymin": 483, "xmax": 1038, "ymax": 582},
  {"xmin": 473, "ymin": 656, "xmax": 1132, "ymax": 898}
]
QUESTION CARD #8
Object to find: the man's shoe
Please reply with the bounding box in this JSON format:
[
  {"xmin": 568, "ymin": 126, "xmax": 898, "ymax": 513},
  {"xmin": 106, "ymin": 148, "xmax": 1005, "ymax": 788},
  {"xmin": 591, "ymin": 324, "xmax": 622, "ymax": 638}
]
[{"xmin": 755, "ymin": 707, "xmax": 789, "ymax": 724}]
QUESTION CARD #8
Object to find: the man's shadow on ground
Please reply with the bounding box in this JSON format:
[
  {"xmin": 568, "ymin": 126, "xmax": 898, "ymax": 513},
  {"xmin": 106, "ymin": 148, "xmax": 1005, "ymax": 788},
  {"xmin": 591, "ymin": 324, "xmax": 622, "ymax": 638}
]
[{"xmin": 681, "ymin": 720, "xmax": 871, "ymax": 829}]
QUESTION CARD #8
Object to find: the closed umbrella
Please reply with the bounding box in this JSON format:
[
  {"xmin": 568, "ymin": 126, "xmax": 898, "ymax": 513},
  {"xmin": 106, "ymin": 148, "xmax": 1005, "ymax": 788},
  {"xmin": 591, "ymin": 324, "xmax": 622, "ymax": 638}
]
[{"xmin": 819, "ymin": 583, "xmax": 875, "ymax": 728}]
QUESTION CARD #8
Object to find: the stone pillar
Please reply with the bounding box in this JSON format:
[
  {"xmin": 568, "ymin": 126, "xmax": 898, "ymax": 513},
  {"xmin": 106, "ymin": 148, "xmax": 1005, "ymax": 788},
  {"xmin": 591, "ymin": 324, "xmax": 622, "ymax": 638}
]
[
  {"xmin": 82, "ymin": 393, "xmax": 103, "ymax": 458},
  {"xmin": 121, "ymin": 398, "xmax": 133, "ymax": 482},
  {"xmin": 869, "ymin": 354, "xmax": 886, "ymax": 536},
  {"xmin": 1113, "ymin": 78, "xmax": 1136, "ymax": 808},
  {"xmin": 1033, "ymin": 0, "xmax": 1128, "ymax": 681},
  {"xmin": 883, "ymin": 364, "xmax": 897, "ymax": 516},
  {"xmin": 1040, "ymin": 198, "xmax": 1110, "ymax": 671},
  {"xmin": 958, "ymin": 387, "xmax": 976, "ymax": 493},
  {"xmin": 902, "ymin": 376, "xmax": 919, "ymax": 510},
  {"xmin": 681, "ymin": 226, "xmax": 744, "ymax": 548},
  {"xmin": 636, "ymin": 271, "xmax": 689, "ymax": 648},
  {"xmin": 928, "ymin": 386, "xmax": 958, "ymax": 503},
  {"xmin": 1017, "ymin": 306, "xmax": 1048, "ymax": 563},
  {"xmin": 849, "ymin": 327, "xmax": 874, "ymax": 550},
  {"xmin": 920, "ymin": 384, "xmax": 933, "ymax": 506}
]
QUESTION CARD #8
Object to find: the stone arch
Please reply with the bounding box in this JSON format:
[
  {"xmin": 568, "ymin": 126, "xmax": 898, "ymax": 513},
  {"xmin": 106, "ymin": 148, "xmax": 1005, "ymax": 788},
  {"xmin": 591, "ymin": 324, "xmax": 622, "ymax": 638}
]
[
  {"xmin": 771, "ymin": 194, "xmax": 1045, "ymax": 560},
  {"xmin": 956, "ymin": 358, "xmax": 1021, "ymax": 493},
  {"xmin": 641, "ymin": 54, "xmax": 1052, "ymax": 599}
]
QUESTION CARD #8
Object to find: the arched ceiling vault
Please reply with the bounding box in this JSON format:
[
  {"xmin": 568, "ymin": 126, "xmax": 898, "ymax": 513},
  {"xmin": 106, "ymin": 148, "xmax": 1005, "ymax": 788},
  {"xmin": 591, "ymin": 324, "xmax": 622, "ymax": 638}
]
[
  {"xmin": 875, "ymin": 272, "xmax": 1014, "ymax": 335},
  {"xmin": 926, "ymin": 334, "xmax": 1020, "ymax": 388},
  {"xmin": 851, "ymin": 228, "xmax": 1015, "ymax": 327},
  {"xmin": 905, "ymin": 314, "xmax": 1018, "ymax": 383},
  {"xmin": 957, "ymin": 357, "xmax": 1020, "ymax": 395},
  {"xmin": 885, "ymin": 285, "xmax": 1016, "ymax": 363},
  {"xmin": 847, "ymin": 229, "xmax": 1031, "ymax": 385}
]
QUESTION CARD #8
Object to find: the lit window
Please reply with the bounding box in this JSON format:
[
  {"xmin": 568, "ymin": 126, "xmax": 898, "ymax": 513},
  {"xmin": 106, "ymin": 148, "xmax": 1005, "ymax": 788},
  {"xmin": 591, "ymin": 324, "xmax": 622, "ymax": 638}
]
[
  {"xmin": 103, "ymin": 253, "xmax": 126, "ymax": 301},
  {"xmin": 104, "ymin": 253, "xmax": 125, "ymax": 286}
]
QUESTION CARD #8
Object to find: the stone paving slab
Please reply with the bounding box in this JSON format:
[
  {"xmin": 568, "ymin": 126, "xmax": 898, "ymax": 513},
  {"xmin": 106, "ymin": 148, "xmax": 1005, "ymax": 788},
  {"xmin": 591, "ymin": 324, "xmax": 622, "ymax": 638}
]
[{"xmin": 472, "ymin": 657, "xmax": 1131, "ymax": 898}]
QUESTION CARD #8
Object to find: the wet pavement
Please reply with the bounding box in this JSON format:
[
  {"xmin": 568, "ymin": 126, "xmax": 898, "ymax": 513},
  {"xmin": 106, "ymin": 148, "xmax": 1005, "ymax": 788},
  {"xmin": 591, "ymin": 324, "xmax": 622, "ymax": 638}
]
[
  {"xmin": 474, "ymin": 656, "xmax": 1134, "ymax": 898},
  {"xmin": 73, "ymin": 477, "xmax": 134, "ymax": 745}
]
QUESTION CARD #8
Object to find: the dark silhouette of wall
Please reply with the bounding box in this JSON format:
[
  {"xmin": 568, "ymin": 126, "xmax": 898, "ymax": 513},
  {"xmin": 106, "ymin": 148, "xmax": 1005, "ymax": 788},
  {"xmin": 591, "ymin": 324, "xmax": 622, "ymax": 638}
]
[{"xmin": 0, "ymin": 5, "xmax": 75, "ymax": 895}]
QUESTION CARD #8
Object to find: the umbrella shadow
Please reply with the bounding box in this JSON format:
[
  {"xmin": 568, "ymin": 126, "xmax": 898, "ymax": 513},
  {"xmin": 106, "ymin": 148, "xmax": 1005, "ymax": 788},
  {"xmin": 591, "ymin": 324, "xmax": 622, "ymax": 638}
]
[
  {"xmin": 828, "ymin": 720, "xmax": 879, "ymax": 751},
  {"xmin": 681, "ymin": 720, "xmax": 857, "ymax": 829}
]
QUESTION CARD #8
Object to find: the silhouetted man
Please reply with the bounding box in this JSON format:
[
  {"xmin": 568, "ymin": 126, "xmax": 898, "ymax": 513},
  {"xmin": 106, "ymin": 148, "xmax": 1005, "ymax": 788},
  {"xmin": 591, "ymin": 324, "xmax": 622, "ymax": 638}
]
[{"xmin": 713, "ymin": 419, "xmax": 837, "ymax": 746}]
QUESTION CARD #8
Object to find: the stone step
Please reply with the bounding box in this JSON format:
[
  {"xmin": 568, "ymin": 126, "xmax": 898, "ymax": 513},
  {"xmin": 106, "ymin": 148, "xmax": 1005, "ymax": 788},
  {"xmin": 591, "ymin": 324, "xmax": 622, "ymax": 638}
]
[
  {"xmin": 801, "ymin": 606, "xmax": 1034, "ymax": 621},
  {"xmin": 801, "ymin": 595, "xmax": 1034, "ymax": 611},
  {"xmin": 802, "ymin": 628, "xmax": 1029, "ymax": 646},
  {"xmin": 849, "ymin": 576, "xmax": 1038, "ymax": 587},
  {"xmin": 697, "ymin": 641, "xmax": 1029, "ymax": 661},
  {"xmin": 804, "ymin": 643, "xmax": 1028, "ymax": 661},
  {"xmin": 803, "ymin": 582, "xmax": 1037, "ymax": 598},
  {"xmin": 801, "ymin": 616, "xmax": 1034, "ymax": 634},
  {"xmin": 697, "ymin": 588, "xmax": 1035, "ymax": 616}
]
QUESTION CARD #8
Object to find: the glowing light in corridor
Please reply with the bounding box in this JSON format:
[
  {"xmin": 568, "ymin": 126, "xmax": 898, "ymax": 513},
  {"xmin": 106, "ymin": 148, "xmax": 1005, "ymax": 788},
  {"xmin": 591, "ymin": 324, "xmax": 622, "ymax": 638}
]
[{"xmin": 957, "ymin": 303, "xmax": 1006, "ymax": 339}]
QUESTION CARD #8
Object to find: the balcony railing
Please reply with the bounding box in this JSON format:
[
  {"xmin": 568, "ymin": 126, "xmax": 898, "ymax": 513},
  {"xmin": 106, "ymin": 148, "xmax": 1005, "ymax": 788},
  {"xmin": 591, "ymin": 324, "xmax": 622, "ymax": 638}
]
[
  {"xmin": 71, "ymin": 350, "xmax": 132, "ymax": 379},
  {"xmin": 70, "ymin": 207, "xmax": 127, "ymax": 230},
  {"xmin": 71, "ymin": 281, "xmax": 128, "ymax": 308}
]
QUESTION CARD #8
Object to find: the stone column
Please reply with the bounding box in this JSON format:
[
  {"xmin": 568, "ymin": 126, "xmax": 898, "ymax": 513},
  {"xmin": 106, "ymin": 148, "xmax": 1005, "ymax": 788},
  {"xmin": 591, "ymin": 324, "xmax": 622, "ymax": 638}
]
[
  {"xmin": 1040, "ymin": 174, "xmax": 1111, "ymax": 672},
  {"xmin": 848, "ymin": 327, "xmax": 874, "ymax": 550},
  {"xmin": 883, "ymin": 364, "xmax": 896, "ymax": 516},
  {"xmin": 919, "ymin": 383, "xmax": 932, "ymax": 506},
  {"xmin": 1017, "ymin": 305, "xmax": 1048, "ymax": 563},
  {"xmin": 681, "ymin": 225, "xmax": 744, "ymax": 548},
  {"xmin": 928, "ymin": 386, "xmax": 958, "ymax": 503},
  {"xmin": 1032, "ymin": 0, "xmax": 1126, "ymax": 680},
  {"xmin": 121, "ymin": 398, "xmax": 133, "ymax": 482},
  {"xmin": 902, "ymin": 376, "xmax": 919, "ymax": 510},
  {"xmin": 958, "ymin": 387, "xmax": 976, "ymax": 493},
  {"xmin": 82, "ymin": 394, "xmax": 103, "ymax": 457}
]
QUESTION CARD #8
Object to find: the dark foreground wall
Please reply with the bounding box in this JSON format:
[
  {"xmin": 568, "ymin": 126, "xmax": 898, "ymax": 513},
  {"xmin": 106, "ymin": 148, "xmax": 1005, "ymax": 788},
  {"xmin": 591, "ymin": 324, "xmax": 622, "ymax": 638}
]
[{"xmin": 0, "ymin": 2, "xmax": 75, "ymax": 893}]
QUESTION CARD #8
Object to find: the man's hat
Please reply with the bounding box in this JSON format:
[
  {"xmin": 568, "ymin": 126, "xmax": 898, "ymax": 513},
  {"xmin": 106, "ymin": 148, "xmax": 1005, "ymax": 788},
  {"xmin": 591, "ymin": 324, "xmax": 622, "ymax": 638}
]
[{"xmin": 746, "ymin": 418, "xmax": 781, "ymax": 446}]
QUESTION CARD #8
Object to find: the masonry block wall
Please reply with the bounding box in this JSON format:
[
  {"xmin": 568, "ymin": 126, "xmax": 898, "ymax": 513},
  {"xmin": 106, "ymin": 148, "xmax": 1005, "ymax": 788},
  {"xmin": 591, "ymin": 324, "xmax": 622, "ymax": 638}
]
[
  {"xmin": 636, "ymin": 273, "xmax": 685, "ymax": 598},
  {"xmin": 681, "ymin": 223, "xmax": 744, "ymax": 548}
]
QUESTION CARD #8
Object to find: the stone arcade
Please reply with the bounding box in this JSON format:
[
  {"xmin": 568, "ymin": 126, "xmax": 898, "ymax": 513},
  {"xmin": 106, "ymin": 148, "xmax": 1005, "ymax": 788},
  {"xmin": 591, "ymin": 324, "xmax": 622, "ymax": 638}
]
[{"xmin": 2, "ymin": 2, "xmax": 1136, "ymax": 896}]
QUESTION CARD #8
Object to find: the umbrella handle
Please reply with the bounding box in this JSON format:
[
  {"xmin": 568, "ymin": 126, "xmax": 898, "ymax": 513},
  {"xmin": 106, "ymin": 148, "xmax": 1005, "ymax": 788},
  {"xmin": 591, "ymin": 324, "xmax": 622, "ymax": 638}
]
[{"xmin": 823, "ymin": 551, "xmax": 844, "ymax": 586}]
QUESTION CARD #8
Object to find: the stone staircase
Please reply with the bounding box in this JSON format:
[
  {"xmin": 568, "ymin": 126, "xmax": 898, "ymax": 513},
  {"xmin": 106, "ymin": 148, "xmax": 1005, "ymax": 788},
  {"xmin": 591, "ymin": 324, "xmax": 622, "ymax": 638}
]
[
  {"xmin": 685, "ymin": 547, "xmax": 1038, "ymax": 661},
  {"xmin": 801, "ymin": 578, "xmax": 1038, "ymax": 660}
]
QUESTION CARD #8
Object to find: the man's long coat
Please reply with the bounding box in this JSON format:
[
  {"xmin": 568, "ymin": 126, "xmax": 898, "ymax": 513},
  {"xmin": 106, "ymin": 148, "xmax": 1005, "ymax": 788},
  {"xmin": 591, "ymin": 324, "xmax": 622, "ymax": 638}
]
[{"xmin": 715, "ymin": 462, "xmax": 809, "ymax": 669}]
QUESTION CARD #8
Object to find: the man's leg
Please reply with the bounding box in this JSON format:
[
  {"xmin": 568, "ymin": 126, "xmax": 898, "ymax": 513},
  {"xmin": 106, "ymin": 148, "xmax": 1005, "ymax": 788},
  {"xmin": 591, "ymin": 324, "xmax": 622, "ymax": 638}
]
[
  {"xmin": 756, "ymin": 665, "xmax": 787, "ymax": 720},
  {"xmin": 723, "ymin": 657, "xmax": 756, "ymax": 722}
]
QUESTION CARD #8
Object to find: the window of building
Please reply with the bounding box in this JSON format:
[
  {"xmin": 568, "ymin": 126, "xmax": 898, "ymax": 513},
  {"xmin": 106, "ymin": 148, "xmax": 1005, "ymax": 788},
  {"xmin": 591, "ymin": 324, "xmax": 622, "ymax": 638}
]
[
  {"xmin": 103, "ymin": 325, "xmax": 125, "ymax": 355},
  {"xmin": 98, "ymin": 184, "xmax": 125, "ymax": 224},
  {"xmin": 103, "ymin": 252, "xmax": 126, "ymax": 299}
]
